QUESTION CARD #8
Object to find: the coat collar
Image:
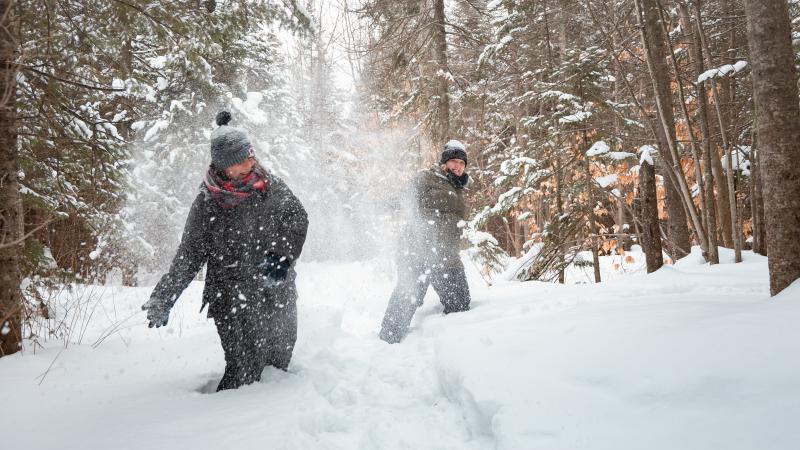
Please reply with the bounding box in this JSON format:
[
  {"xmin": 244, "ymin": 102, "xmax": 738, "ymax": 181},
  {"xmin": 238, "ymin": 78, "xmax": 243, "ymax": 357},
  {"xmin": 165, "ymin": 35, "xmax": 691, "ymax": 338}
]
[{"xmin": 429, "ymin": 166, "xmax": 470, "ymax": 190}]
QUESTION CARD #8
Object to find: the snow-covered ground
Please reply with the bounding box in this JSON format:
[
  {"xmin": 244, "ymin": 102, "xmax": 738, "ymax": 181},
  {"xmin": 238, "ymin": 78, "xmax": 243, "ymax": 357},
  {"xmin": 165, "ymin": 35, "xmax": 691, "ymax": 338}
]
[{"xmin": 2, "ymin": 248, "xmax": 799, "ymax": 450}]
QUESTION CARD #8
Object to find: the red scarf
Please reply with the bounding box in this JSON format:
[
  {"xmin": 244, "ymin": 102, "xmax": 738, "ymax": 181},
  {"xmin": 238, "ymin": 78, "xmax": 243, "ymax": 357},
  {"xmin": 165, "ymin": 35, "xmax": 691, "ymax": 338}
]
[{"xmin": 204, "ymin": 162, "xmax": 269, "ymax": 209}]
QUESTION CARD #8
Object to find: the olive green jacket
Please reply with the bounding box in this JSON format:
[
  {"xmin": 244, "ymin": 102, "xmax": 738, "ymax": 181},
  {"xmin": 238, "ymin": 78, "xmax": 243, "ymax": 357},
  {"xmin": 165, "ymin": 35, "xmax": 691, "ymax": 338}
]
[{"xmin": 401, "ymin": 166, "xmax": 468, "ymax": 267}]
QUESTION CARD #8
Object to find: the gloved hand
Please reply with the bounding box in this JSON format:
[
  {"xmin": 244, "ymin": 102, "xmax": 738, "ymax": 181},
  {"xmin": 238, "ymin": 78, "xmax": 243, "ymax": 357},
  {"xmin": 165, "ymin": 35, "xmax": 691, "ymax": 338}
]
[
  {"xmin": 258, "ymin": 253, "xmax": 290, "ymax": 288},
  {"xmin": 141, "ymin": 296, "xmax": 172, "ymax": 328}
]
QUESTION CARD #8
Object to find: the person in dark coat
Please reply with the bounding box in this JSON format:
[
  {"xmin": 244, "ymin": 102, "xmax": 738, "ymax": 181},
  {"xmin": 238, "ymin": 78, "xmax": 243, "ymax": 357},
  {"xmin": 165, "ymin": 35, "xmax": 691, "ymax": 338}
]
[
  {"xmin": 379, "ymin": 140, "xmax": 472, "ymax": 344},
  {"xmin": 142, "ymin": 111, "xmax": 309, "ymax": 391}
]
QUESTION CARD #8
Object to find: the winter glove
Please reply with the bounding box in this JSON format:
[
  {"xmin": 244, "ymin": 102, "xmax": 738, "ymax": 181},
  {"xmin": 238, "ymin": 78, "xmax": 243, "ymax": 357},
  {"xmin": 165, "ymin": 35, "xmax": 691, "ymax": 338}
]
[
  {"xmin": 141, "ymin": 296, "xmax": 172, "ymax": 328},
  {"xmin": 258, "ymin": 253, "xmax": 290, "ymax": 288}
]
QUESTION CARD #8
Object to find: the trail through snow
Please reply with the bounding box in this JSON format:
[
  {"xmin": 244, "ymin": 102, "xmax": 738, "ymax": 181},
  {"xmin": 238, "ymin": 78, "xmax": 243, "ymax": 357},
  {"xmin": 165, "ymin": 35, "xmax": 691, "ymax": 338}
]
[
  {"xmin": 2, "ymin": 249, "xmax": 799, "ymax": 450},
  {"xmin": 0, "ymin": 259, "xmax": 493, "ymax": 450}
]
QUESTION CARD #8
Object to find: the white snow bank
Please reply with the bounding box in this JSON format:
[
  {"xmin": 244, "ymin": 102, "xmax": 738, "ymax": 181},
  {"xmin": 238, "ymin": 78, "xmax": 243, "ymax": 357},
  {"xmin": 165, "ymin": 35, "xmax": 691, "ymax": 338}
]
[
  {"xmin": 433, "ymin": 249, "xmax": 799, "ymax": 450},
  {"xmin": 0, "ymin": 259, "xmax": 490, "ymax": 450},
  {"xmin": 1, "ymin": 250, "xmax": 797, "ymax": 450}
]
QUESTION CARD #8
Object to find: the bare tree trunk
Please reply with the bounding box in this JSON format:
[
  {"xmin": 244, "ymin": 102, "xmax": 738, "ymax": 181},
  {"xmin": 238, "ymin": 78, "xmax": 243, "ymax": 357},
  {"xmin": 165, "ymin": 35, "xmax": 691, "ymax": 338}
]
[
  {"xmin": 678, "ymin": 1, "xmax": 719, "ymax": 264},
  {"xmin": 743, "ymin": 0, "xmax": 800, "ymax": 295},
  {"xmin": 431, "ymin": 0, "xmax": 450, "ymax": 147},
  {"xmin": 710, "ymin": 148, "xmax": 733, "ymax": 246},
  {"xmin": 503, "ymin": 216, "xmax": 520, "ymax": 257},
  {"xmin": 639, "ymin": 157, "xmax": 664, "ymax": 272},
  {"xmin": 0, "ymin": 0, "xmax": 22, "ymax": 357},
  {"xmin": 750, "ymin": 141, "xmax": 767, "ymax": 255},
  {"xmin": 637, "ymin": 0, "xmax": 701, "ymax": 259},
  {"xmin": 583, "ymin": 131, "xmax": 601, "ymax": 283},
  {"xmin": 698, "ymin": 8, "xmax": 734, "ymax": 250},
  {"xmin": 587, "ymin": 0, "xmax": 682, "ymax": 261},
  {"xmin": 723, "ymin": 0, "xmax": 746, "ymax": 257},
  {"xmin": 655, "ymin": 125, "xmax": 691, "ymax": 259},
  {"xmin": 555, "ymin": 157, "xmax": 565, "ymax": 284},
  {"xmin": 692, "ymin": 2, "xmax": 742, "ymax": 260},
  {"xmin": 590, "ymin": 231, "xmax": 601, "ymax": 282},
  {"xmin": 554, "ymin": 3, "xmax": 568, "ymax": 284},
  {"xmin": 670, "ymin": 4, "xmax": 713, "ymax": 257},
  {"xmin": 611, "ymin": 35, "xmax": 629, "ymax": 256}
]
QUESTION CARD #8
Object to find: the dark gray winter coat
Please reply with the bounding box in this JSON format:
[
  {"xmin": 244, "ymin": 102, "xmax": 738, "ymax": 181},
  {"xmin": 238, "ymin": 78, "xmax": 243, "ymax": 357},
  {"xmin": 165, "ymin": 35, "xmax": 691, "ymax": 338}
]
[
  {"xmin": 401, "ymin": 167, "xmax": 468, "ymax": 268},
  {"xmin": 150, "ymin": 173, "xmax": 308, "ymax": 317}
]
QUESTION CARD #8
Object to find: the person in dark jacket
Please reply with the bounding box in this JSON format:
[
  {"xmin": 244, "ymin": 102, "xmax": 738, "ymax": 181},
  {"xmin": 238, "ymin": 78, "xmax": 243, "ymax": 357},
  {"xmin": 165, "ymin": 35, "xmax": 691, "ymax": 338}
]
[
  {"xmin": 142, "ymin": 111, "xmax": 309, "ymax": 391},
  {"xmin": 379, "ymin": 140, "xmax": 472, "ymax": 344}
]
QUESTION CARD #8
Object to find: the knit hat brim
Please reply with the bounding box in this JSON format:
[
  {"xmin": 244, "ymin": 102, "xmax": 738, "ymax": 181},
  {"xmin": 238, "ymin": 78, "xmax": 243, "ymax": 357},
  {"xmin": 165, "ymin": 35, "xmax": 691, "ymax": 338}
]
[
  {"xmin": 210, "ymin": 126, "xmax": 253, "ymax": 169},
  {"xmin": 440, "ymin": 148, "xmax": 468, "ymax": 166},
  {"xmin": 440, "ymin": 140, "xmax": 468, "ymax": 165}
]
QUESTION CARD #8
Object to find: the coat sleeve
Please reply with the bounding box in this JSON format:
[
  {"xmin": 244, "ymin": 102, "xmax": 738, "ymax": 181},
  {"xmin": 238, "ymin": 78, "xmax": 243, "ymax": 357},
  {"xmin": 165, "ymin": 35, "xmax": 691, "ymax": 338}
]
[
  {"xmin": 412, "ymin": 171, "xmax": 438, "ymax": 212},
  {"xmin": 150, "ymin": 192, "xmax": 210, "ymax": 306},
  {"xmin": 269, "ymin": 185, "xmax": 309, "ymax": 263}
]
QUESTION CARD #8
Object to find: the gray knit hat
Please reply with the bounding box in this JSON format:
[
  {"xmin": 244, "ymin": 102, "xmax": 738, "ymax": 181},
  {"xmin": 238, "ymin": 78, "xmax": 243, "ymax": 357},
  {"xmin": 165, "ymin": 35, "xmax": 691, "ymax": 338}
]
[
  {"xmin": 210, "ymin": 111, "xmax": 254, "ymax": 169},
  {"xmin": 440, "ymin": 139, "xmax": 468, "ymax": 165}
]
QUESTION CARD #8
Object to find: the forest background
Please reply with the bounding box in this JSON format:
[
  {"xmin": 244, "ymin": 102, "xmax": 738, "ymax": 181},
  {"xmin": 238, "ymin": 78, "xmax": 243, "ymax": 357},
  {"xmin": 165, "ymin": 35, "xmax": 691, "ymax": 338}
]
[{"xmin": 1, "ymin": 0, "xmax": 799, "ymax": 356}]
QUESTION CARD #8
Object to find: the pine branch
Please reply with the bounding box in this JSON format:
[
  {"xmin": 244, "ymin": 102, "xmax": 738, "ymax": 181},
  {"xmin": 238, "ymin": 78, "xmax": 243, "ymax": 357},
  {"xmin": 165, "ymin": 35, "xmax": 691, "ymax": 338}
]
[{"xmin": 20, "ymin": 65, "xmax": 125, "ymax": 92}]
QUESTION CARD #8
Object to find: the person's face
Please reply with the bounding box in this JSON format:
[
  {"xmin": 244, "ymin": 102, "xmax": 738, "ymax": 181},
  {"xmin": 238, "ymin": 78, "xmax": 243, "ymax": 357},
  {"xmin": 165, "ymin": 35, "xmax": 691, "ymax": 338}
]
[
  {"xmin": 444, "ymin": 158, "xmax": 466, "ymax": 177},
  {"xmin": 224, "ymin": 157, "xmax": 255, "ymax": 181}
]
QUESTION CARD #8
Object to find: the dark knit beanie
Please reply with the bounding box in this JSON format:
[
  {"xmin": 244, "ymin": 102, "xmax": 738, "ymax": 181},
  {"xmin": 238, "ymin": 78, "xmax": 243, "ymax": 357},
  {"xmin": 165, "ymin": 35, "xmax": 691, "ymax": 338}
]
[
  {"xmin": 210, "ymin": 111, "xmax": 254, "ymax": 169},
  {"xmin": 439, "ymin": 140, "xmax": 468, "ymax": 166}
]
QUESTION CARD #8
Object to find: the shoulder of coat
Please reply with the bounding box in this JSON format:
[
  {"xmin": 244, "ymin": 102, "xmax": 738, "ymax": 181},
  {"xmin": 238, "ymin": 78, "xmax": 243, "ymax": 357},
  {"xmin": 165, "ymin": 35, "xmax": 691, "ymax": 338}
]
[
  {"xmin": 419, "ymin": 166, "xmax": 448, "ymax": 182},
  {"xmin": 417, "ymin": 168, "xmax": 435, "ymax": 177},
  {"xmin": 267, "ymin": 173, "xmax": 293, "ymax": 196},
  {"xmin": 194, "ymin": 185, "xmax": 217, "ymax": 215}
]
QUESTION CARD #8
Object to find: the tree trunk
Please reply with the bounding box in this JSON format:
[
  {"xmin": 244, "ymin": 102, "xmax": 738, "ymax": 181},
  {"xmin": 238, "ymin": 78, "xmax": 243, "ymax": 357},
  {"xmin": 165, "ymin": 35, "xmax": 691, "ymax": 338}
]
[
  {"xmin": 0, "ymin": 0, "xmax": 22, "ymax": 357},
  {"xmin": 750, "ymin": 142, "xmax": 767, "ymax": 255},
  {"xmin": 555, "ymin": 157, "xmax": 565, "ymax": 284},
  {"xmin": 656, "ymin": 133, "xmax": 691, "ymax": 260},
  {"xmin": 639, "ymin": 157, "xmax": 664, "ymax": 273},
  {"xmin": 743, "ymin": 0, "xmax": 800, "ymax": 295},
  {"xmin": 692, "ymin": 1, "xmax": 741, "ymax": 260},
  {"xmin": 678, "ymin": 1, "xmax": 719, "ymax": 264},
  {"xmin": 702, "ymin": 23, "xmax": 735, "ymax": 250},
  {"xmin": 431, "ymin": 0, "xmax": 450, "ymax": 147},
  {"xmin": 583, "ymin": 131, "xmax": 601, "ymax": 283},
  {"xmin": 637, "ymin": 0, "xmax": 700, "ymax": 259},
  {"xmin": 670, "ymin": 4, "xmax": 714, "ymax": 259},
  {"xmin": 710, "ymin": 148, "xmax": 733, "ymax": 247}
]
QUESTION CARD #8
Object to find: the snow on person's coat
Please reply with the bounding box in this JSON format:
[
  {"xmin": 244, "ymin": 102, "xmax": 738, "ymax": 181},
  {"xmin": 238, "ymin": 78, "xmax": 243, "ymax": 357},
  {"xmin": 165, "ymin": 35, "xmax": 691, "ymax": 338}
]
[{"xmin": 150, "ymin": 171, "xmax": 308, "ymax": 317}]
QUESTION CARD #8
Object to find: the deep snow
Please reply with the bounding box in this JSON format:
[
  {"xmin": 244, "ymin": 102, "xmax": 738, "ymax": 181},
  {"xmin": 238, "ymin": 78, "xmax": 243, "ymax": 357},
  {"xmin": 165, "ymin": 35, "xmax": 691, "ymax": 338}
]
[{"xmin": 2, "ymin": 248, "xmax": 799, "ymax": 450}]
